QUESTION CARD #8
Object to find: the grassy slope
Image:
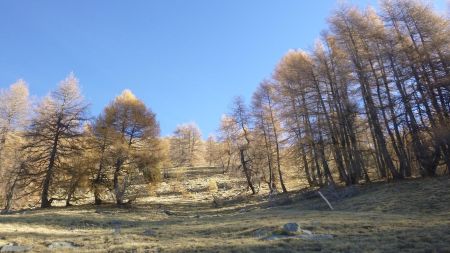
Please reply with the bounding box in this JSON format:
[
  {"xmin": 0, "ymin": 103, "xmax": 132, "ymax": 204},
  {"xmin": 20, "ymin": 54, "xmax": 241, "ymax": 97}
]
[{"xmin": 0, "ymin": 168, "xmax": 449, "ymax": 253}]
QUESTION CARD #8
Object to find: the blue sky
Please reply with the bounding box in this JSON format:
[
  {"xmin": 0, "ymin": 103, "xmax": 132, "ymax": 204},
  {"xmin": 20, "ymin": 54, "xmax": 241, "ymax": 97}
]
[{"xmin": 0, "ymin": 0, "xmax": 447, "ymax": 138}]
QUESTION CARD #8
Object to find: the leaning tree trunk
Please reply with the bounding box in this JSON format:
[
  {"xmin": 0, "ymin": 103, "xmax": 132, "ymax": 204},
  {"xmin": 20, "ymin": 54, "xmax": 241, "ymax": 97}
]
[
  {"xmin": 239, "ymin": 148, "xmax": 256, "ymax": 195},
  {"xmin": 4, "ymin": 177, "xmax": 18, "ymax": 213},
  {"xmin": 41, "ymin": 128, "xmax": 61, "ymax": 208}
]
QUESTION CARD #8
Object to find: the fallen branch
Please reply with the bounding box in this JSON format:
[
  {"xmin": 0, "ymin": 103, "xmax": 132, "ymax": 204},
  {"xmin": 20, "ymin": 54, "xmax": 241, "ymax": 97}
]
[{"xmin": 318, "ymin": 191, "xmax": 333, "ymax": 210}]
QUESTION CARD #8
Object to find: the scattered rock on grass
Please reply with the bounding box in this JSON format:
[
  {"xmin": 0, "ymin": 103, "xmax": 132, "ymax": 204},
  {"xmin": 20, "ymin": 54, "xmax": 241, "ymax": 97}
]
[
  {"xmin": 301, "ymin": 229, "xmax": 313, "ymax": 235},
  {"xmin": 47, "ymin": 241, "xmax": 79, "ymax": 250},
  {"xmin": 259, "ymin": 223, "xmax": 334, "ymax": 241},
  {"xmin": 283, "ymin": 223, "xmax": 299, "ymax": 233},
  {"xmin": 0, "ymin": 244, "xmax": 31, "ymax": 253},
  {"xmin": 163, "ymin": 210, "xmax": 176, "ymax": 216}
]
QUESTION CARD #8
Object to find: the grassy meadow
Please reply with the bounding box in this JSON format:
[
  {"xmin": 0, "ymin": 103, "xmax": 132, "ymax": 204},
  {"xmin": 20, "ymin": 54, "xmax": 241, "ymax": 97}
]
[{"xmin": 0, "ymin": 167, "xmax": 449, "ymax": 253}]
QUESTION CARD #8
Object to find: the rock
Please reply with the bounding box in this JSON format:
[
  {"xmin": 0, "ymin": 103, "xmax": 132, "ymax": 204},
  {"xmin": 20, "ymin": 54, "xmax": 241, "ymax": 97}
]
[
  {"xmin": 262, "ymin": 235, "xmax": 288, "ymax": 241},
  {"xmin": 0, "ymin": 245, "xmax": 31, "ymax": 253},
  {"xmin": 143, "ymin": 229, "xmax": 156, "ymax": 237},
  {"xmin": 283, "ymin": 223, "xmax": 299, "ymax": 233},
  {"xmin": 301, "ymin": 229, "xmax": 313, "ymax": 235},
  {"xmin": 261, "ymin": 224, "xmax": 333, "ymax": 241},
  {"xmin": 163, "ymin": 210, "xmax": 175, "ymax": 216},
  {"xmin": 47, "ymin": 241, "xmax": 79, "ymax": 249}
]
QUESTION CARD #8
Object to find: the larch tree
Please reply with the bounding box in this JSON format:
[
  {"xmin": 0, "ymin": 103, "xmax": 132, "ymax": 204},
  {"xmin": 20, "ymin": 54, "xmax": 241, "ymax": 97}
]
[
  {"xmin": 313, "ymin": 35, "xmax": 367, "ymax": 185},
  {"xmin": 274, "ymin": 50, "xmax": 335, "ymax": 186},
  {"xmin": 330, "ymin": 7, "xmax": 403, "ymax": 180},
  {"xmin": 217, "ymin": 115, "xmax": 240, "ymax": 173},
  {"xmin": 380, "ymin": 0, "xmax": 450, "ymax": 176},
  {"xmin": 25, "ymin": 73, "xmax": 89, "ymax": 208},
  {"xmin": 231, "ymin": 96, "xmax": 256, "ymax": 194},
  {"xmin": 204, "ymin": 135, "xmax": 219, "ymax": 167},
  {"xmin": 252, "ymin": 81, "xmax": 287, "ymax": 193},
  {"xmin": 93, "ymin": 90, "xmax": 160, "ymax": 205},
  {"xmin": 215, "ymin": 0, "xmax": 450, "ymax": 191},
  {"xmin": 169, "ymin": 123, "xmax": 203, "ymax": 167},
  {"xmin": 0, "ymin": 80, "xmax": 29, "ymax": 212}
]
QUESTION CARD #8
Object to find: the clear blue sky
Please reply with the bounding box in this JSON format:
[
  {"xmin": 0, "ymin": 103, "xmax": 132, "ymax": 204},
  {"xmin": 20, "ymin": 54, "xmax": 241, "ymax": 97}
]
[{"xmin": 0, "ymin": 0, "xmax": 447, "ymax": 138}]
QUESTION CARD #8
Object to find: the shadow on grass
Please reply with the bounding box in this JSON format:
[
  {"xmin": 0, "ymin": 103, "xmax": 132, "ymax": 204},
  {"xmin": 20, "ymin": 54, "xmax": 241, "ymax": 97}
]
[{"xmin": 161, "ymin": 224, "xmax": 450, "ymax": 253}]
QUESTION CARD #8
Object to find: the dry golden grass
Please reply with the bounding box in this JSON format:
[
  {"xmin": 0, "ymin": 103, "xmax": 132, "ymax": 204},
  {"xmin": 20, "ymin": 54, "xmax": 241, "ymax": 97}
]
[{"xmin": 0, "ymin": 167, "xmax": 449, "ymax": 253}]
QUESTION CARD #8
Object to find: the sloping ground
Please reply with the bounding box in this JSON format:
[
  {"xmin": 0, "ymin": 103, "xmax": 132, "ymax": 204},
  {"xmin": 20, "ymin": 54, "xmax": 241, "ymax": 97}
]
[
  {"xmin": 335, "ymin": 177, "xmax": 449, "ymax": 214},
  {"xmin": 0, "ymin": 168, "xmax": 448, "ymax": 253}
]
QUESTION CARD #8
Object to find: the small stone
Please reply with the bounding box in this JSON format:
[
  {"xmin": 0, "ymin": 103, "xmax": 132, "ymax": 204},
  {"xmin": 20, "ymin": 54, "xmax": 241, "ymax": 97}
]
[
  {"xmin": 47, "ymin": 241, "xmax": 78, "ymax": 249},
  {"xmin": 283, "ymin": 223, "xmax": 299, "ymax": 233},
  {"xmin": 163, "ymin": 210, "xmax": 175, "ymax": 216}
]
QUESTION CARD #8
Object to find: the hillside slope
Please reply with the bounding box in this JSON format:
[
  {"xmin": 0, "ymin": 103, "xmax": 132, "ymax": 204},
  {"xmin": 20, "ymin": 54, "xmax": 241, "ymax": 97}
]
[{"xmin": 0, "ymin": 167, "xmax": 448, "ymax": 253}]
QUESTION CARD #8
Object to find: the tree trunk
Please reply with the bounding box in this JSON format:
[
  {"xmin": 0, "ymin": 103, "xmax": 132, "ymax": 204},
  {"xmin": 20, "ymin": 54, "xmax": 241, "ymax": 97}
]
[
  {"xmin": 4, "ymin": 177, "xmax": 17, "ymax": 212},
  {"xmin": 240, "ymin": 148, "xmax": 256, "ymax": 194},
  {"xmin": 267, "ymin": 97, "xmax": 287, "ymax": 193},
  {"xmin": 113, "ymin": 158, "xmax": 124, "ymax": 205},
  {"xmin": 41, "ymin": 124, "xmax": 61, "ymax": 208}
]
